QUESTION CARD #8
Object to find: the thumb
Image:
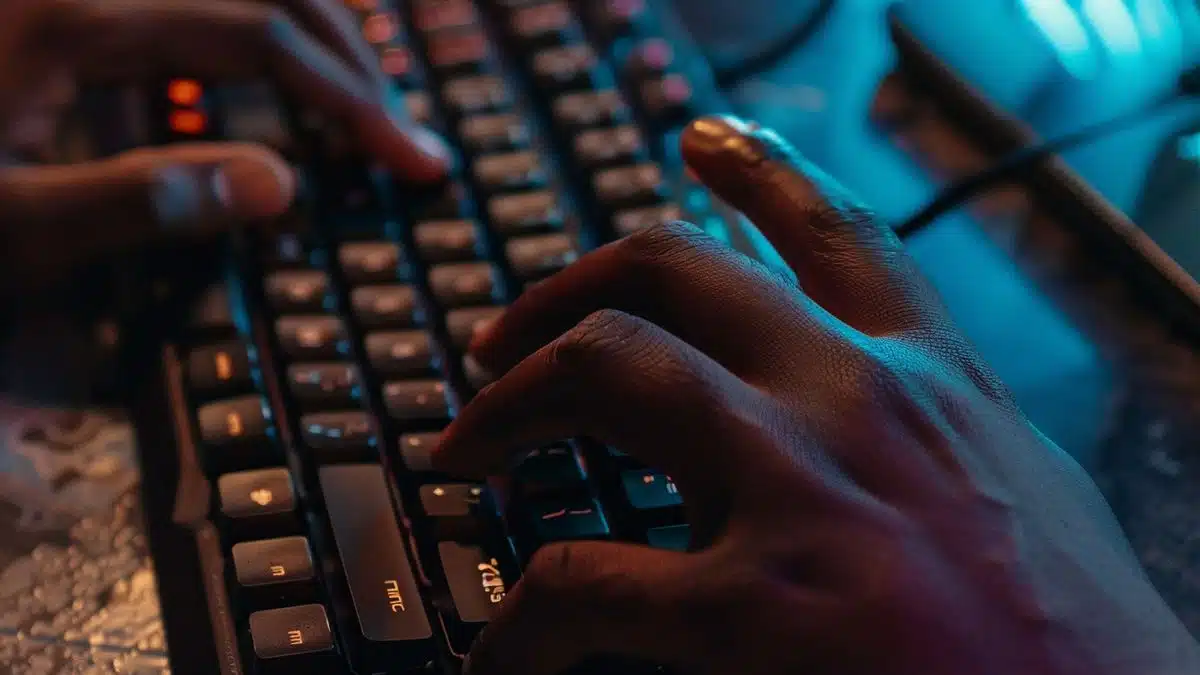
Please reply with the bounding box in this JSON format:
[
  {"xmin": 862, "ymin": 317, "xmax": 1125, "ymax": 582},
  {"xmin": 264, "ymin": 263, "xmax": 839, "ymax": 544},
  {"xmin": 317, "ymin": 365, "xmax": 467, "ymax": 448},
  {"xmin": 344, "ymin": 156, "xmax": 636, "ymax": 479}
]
[
  {"xmin": 466, "ymin": 541, "xmax": 705, "ymax": 675},
  {"xmin": 0, "ymin": 142, "xmax": 295, "ymax": 289}
]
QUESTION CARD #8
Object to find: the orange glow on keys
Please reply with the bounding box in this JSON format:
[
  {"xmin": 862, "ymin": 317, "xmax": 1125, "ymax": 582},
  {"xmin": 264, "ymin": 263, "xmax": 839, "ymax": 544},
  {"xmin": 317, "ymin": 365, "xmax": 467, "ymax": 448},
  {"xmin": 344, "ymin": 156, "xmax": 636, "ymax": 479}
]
[
  {"xmin": 167, "ymin": 79, "xmax": 203, "ymax": 107},
  {"xmin": 169, "ymin": 109, "xmax": 208, "ymax": 135}
]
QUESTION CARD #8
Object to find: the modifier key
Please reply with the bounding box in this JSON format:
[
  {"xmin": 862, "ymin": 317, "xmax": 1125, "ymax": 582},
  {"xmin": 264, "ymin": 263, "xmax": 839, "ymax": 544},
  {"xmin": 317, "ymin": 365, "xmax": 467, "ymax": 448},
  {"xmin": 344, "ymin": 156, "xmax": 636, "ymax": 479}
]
[{"xmin": 320, "ymin": 464, "xmax": 436, "ymax": 672}]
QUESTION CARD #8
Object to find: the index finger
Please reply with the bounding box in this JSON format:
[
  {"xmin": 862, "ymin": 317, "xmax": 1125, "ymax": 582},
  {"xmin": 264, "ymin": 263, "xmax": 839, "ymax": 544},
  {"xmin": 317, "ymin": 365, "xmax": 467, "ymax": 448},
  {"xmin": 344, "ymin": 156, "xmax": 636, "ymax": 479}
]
[{"xmin": 50, "ymin": 0, "xmax": 449, "ymax": 181}]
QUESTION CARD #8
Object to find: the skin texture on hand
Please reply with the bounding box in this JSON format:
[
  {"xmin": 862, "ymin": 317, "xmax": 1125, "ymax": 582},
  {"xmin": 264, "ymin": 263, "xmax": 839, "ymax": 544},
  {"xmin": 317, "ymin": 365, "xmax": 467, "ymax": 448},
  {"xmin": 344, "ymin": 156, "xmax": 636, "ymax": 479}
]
[{"xmin": 431, "ymin": 117, "xmax": 1200, "ymax": 675}]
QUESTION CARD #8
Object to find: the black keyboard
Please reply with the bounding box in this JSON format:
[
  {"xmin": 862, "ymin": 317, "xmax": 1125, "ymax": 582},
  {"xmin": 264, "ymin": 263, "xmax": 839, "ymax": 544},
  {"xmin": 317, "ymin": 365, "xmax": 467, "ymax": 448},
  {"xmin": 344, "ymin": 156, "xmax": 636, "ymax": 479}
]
[{"xmin": 87, "ymin": 2, "xmax": 744, "ymax": 673}]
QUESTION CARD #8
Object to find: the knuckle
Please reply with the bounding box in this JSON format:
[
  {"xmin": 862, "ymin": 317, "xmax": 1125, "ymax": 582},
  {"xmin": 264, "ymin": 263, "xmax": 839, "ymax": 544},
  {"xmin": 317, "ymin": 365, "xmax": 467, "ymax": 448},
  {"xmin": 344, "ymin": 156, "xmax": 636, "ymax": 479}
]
[
  {"xmin": 620, "ymin": 220, "xmax": 719, "ymax": 273},
  {"xmin": 549, "ymin": 309, "xmax": 645, "ymax": 376},
  {"xmin": 519, "ymin": 544, "xmax": 585, "ymax": 606}
]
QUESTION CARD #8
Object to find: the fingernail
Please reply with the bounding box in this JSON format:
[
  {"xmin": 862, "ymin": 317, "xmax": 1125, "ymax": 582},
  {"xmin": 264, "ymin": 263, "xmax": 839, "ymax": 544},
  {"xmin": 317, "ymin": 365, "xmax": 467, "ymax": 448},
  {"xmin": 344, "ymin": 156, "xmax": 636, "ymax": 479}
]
[
  {"xmin": 463, "ymin": 354, "xmax": 496, "ymax": 390},
  {"xmin": 681, "ymin": 115, "xmax": 771, "ymax": 169},
  {"xmin": 213, "ymin": 154, "xmax": 296, "ymax": 221}
]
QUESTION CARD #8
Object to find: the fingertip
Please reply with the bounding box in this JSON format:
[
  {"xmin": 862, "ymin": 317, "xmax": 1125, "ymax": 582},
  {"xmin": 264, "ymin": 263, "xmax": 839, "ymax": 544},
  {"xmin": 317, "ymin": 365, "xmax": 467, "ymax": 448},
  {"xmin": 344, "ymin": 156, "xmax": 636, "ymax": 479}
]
[
  {"xmin": 213, "ymin": 149, "xmax": 296, "ymax": 221},
  {"xmin": 387, "ymin": 121, "xmax": 455, "ymax": 182},
  {"xmin": 680, "ymin": 115, "xmax": 766, "ymax": 178}
]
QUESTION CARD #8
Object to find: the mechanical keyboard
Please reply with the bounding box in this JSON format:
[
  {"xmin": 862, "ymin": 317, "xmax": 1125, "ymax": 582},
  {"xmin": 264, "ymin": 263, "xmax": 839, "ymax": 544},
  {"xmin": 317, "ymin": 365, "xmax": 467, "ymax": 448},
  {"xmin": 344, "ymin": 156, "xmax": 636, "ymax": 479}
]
[{"xmin": 75, "ymin": 1, "xmax": 746, "ymax": 673}]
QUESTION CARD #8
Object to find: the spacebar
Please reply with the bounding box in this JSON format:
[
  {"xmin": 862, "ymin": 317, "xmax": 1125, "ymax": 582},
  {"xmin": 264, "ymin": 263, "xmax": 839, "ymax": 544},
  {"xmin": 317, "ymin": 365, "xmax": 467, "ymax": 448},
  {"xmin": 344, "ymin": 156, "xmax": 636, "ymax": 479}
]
[{"xmin": 320, "ymin": 464, "xmax": 435, "ymax": 671}]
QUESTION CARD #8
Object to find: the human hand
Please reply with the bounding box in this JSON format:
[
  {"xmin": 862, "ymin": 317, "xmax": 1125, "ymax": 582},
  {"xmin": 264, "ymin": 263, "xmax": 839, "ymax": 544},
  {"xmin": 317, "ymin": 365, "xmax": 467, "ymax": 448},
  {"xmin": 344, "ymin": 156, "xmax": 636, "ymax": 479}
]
[
  {"xmin": 0, "ymin": 0, "xmax": 448, "ymax": 292},
  {"xmin": 432, "ymin": 116, "xmax": 1200, "ymax": 675}
]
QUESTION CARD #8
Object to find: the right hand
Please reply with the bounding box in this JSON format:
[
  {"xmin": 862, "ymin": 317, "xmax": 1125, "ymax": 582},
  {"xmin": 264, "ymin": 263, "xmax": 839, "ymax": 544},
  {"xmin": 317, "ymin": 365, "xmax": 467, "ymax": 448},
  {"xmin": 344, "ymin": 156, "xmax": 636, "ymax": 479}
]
[
  {"xmin": 433, "ymin": 117, "xmax": 1200, "ymax": 675},
  {"xmin": 0, "ymin": 0, "xmax": 449, "ymax": 294}
]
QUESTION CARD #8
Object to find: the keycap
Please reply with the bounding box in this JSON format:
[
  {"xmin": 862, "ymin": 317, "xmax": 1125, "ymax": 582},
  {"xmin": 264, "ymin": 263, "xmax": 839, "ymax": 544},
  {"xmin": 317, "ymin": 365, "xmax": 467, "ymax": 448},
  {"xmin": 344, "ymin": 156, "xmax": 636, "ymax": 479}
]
[
  {"xmin": 613, "ymin": 203, "xmax": 682, "ymax": 237},
  {"xmin": 383, "ymin": 380, "xmax": 453, "ymax": 423},
  {"xmin": 428, "ymin": 262, "xmax": 499, "ymax": 307},
  {"xmin": 473, "ymin": 151, "xmax": 547, "ymax": 192},
  {"xmin": 515, "ymin": 444, "xmax": 587, "ymax": 495},
  {"xmin": 531, "ymin": 44, "xmax": 597, "ymax": 90},
  {"xmin": 264, "ymin": 270, "xmax": 330, "ymax": 313},
  {"xmin": 399, "ymin": 432, "xmax": 442, "ymax": 472},
  {"xmin": 351, "ymin": 285, "xmax": 422, "ymax": 328},
  {"xmin": 446, "ymin": 306, "xmax": 505, "ymax": 350},
  {"xmin": 413, "ymin": 0, "xmax": 478, "ymax": 33},
  {"xmin": 300, "ymin": 412, "xmax": 378, "ymax": 462},
  {"xmin": 488, "ymin": 191, "xmax": 564, "ymax": 235},
  {"xmin": 639, "ymin": 74, "xmax": 694, "ymax": 126},
  {"xmin": 646, "ymin": 524, "xmax": 690, "ymax": 552},
  {"xmin": 443, "ymin": 75, "xmax": 510, "ymax": 115},
  {"xmin": 276, "ymin": 316, "xmax": 350, "ymax": 361},
  {"xmin": 506, "ymin": 233, "xmax": 578, "ymax": 280},
  {"xmin": 320, "ymin": 464, "xmax": 436, "ymax": 671},
  {"xmin": 439, "ymin": 541, "xmax": 509, "ymax": 652},
  {"xmin": 218, "ymin": 468, "xmax": 298, "ymax": 539},
  {"xmin": 509, "ymin": 1, "xmax": 573, "ymax": 47},
  {"xmin": 552, "ymin": 90, "xmax": 629, "ymax": 130},
  {"xmin": 197, "ymin": 395, "xmax": 271, "ymax": 447},
  {"xmin": 574, "ymin": 125, "xmax": 645, "ymax": 170},
  {"xmin": 287, "ymin": 363, "xmax": 360, "ymax": 408},
  {"xmin": 381, "ymin": 44, "xmax": 418, "ymax": 87},
  {"xmin": 414, "ymin": 220, "xmax": 481, "ymax": 262},
  {"xmin": 232, "ymin": 536, "xmax": 317, "ymax": 607},
  {"xmin": 527, "ymin": 497, "xmax": 610, "ymax": 545},
  {"xmin": 339, "ymin": 241, "xmax": 403, "ymax": 285},
  {"xmin": 593, "ymin": 163, "xmax": 667, "ymax": 208},
  {"xmin": 365, "ymin": 331, "xmax": 437, "ymax": 378},
  {"xmin": 406, "ymin": 90, "xmax": 435, "ymax": 126},
  {"xmin": 248, "ymin": 604, "xmax": 336, "ymax": 672},
  {"xmin": 621, "ymin": 469, "xmax": 682, "ymax": 511},
  {"xmin": 187, "ymin": 284, "xmax": 235, "ymax": 334},
  {"xmin": 187, "ymin": 342, "xmax": 252, "ymax": 399},
  {"xmin": 420, "ymin": 483, "xmax": 488, "ymax": 541},
  {"xmin": 428, "ymin": 29, "xmax": 491, "ymax": 75},
  {"xmin": 459, "ymin": 114, "xmax": 530, "ymax": 154}
]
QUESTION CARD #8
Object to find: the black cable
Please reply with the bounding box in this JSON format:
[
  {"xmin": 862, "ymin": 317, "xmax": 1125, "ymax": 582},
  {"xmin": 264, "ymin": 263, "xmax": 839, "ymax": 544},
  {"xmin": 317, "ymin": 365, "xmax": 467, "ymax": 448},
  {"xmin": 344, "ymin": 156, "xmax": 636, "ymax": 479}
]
[
  {"xmin": 711, "ymin": 0, "xmax": 837, "ymax": 89},
  {"xmin": 895, "ymin": 66, "xmax": 1200, "ymax": 238}
]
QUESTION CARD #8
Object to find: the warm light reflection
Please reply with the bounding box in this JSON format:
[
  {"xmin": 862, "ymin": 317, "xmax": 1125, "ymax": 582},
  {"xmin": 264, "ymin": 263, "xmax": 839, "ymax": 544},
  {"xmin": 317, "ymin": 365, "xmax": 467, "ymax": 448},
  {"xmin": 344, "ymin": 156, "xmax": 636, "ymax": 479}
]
[
  {"xmin": 169, "ymin": 109, "xmax": 208, "ymax": 135},
  {"xmin": 167, "ymin": 79, "xmax": 203, "ymax": 107}
]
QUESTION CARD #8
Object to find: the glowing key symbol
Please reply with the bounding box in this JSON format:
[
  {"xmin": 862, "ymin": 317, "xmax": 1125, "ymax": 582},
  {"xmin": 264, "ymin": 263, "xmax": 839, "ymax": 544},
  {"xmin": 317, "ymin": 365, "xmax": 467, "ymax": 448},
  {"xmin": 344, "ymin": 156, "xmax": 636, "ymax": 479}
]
[
  {"xmin": 215, "ymin": 352, "xmax": 233, "ymax": 381},
  {"xmin": 250, "ymin": 489, "xmax": 274, "ymax": 507},
  {"xmin": 288, "ymin": 630, "xmax": 304, "ymax": 646},
  {"xmin": 270, "ymin": 565, "xmax": 287, "ymax": 577}
]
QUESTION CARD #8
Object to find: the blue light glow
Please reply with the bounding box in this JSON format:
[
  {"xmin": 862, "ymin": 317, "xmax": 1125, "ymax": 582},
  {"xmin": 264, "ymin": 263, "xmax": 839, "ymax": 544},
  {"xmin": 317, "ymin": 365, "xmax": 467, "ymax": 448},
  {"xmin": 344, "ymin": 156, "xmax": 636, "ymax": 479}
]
[
  {"xmin": 1018, "ymin": 0, "xmax": 1098, "ymax": 79},
  {"xmin": 1179, "ymin": 133, "xmax": 1200, "ymax": 163},
  {"xmin": 1081, "ymin": 0, "xmax": 1143, "ymax": 55}
]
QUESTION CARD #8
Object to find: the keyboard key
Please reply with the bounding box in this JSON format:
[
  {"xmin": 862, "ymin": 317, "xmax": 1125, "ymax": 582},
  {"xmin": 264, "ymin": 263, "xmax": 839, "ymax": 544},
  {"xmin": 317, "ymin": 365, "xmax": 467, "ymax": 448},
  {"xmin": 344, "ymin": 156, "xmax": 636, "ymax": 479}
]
[
  {"xmin": 446, "ymin": 306, "xmax": 505, "ymax": 350},
  {"xmin": 574, "ymin": 125, "xmax": 646, "ymax": 170},
  {"xmin": 428, "ymin": 29, "xmax": 491, "ymax": 75},
  {"xmin": 527, "ymin": 497, "xmax": 610, "ymax": 545},
  {"xmin": 320, "ymin": 464, "xmax": 436, "ymax": 672},
  {"xmin": 443, "ymin": 75, "xmax": 510, "ymax": 115},
  {"xmin": 197, "ymin": 395, "xmax": 271, "ymax": 447},
  {"xmin": 364, "ymin": 331, "xmax": 436, "ymax": 378},
  {"xmin": 264, "ymin": 270, "xmax": 331, "ymax": 313},
  {"xmin": 593, "ymin": 163, "xmax": 667, "ymax": 208},
  {"xmin": 218, "ymin": 468, "xmax": 298, "ymax": 539},
  {"xmin": 414, "ymin": 219, "xmax": 481, "ymax": 262},
  {"xmin": 473, "ymin": 150, "xmax": 547, "ymax": 192},
  {"xmin": 509, "ymin": 1, "xmax": 573, "ymax": 47},
  {"xmin": 351, "ymin": 285, "xmax": 422, "ymax": 328},
  {"xmin": 515, "ymin": 444, "xmax": 587, "ymax": 495},
  {"xmin": 406, "ymin": 90, "xmax": 435, "ymax": 126},
  {"xmin": 275, "ymin": 315, "xmax": 349, "ymax": 361},
  {"xmin": 439, "ymin": 541, "xmax": 509, "ymax": 652},
  {"xmin": 621, "ymin": 469, "xmax": 682, "ymax": 511},
  {"xmin": 505, "ymin": 233, "xmax": 578, "ymax": 280},
  {"xmin": 428, "ymin": 262, "xmax": 499, "ymax": 307},
  {"xmin": 232, "ymin": 536, "xmax": 317, "ymax": 607},
  {"xmin": 414, "ymin": 0, "xmax": 478, "ymax": 33},
  {"xmin": 488, "ymin": 191, "xmax": 564, "ymax": 235},
  {"xmin": 613, "ymin": 203, "xmax": 682, "ymax": 237},
  {"xmin": 420, "ymin": 483, "xmax": 488, "ymax": 541},
  {"xmin": 187, "ymin": 341, "xmax": 252, "ymax": 399},
  {"xmin": 248, "ymin": 604, "xmax": 336, "ymax": 670},
  {"xmin": 300, "ymin": 412, "xmax": 378, "ymax": 462},
  {"xmin": 639, "ymin": 73, "xmax": 694, "ymax": 126},
  {"xmin": 399, "ymin": 432, "xmax": 441, "ymax": 472},
  {"xmin": 287, "ymin": 363, "xmax": 360, "ymax": 408},
  {"xmin": 339, "ymin": 241, "xmax": 403, "ymax": 285},
  {"xmin": 381, "ymin": 44, "xmax": 418, "ymax": 87},
  {"xmin": 531, "ymin": 44, "xmax": 597, "ymax": 90},
  {"xmin": 459, "ymin": 113, "xmax": 530, "ymax": 154},
  {"xmin": 646, "ymin": 524, "xmax": 690, "ymax": 552},
  {"xmin": 552, "ymin": 90, "xmax": 629, "ymax": 130},
  {"xmin": 383, "ymin": 380, "xmax": 453, "ymax": 423}
]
